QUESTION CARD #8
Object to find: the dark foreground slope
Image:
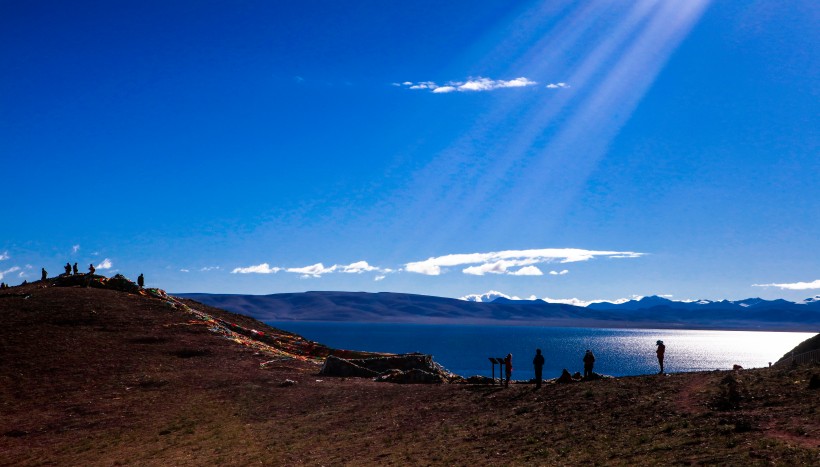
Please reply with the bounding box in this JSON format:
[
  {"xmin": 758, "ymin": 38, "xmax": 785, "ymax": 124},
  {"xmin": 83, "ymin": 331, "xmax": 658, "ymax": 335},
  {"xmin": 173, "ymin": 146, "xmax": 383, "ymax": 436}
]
[
  {"xmin": 178, "ymin": 291, "xmax": 820, "ymax": 331},
  {"xmin": 2, "ymin": 282, "xmax": 819, "ymax": 466}
]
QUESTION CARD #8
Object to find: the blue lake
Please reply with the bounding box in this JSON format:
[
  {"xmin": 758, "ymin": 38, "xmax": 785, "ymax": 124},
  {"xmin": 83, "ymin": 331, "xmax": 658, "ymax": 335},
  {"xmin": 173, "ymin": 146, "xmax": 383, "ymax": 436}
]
[{"xmin": 268, "ymin": 321, "xmax": 815, "ymax": 379}]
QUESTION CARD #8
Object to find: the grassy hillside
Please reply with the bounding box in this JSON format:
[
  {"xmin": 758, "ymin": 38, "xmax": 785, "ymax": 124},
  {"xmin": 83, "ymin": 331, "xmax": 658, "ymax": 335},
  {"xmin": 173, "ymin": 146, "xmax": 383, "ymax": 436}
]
[{"xmin": 1, "ymin": 280, "xmax": 818, "ymax": 465}]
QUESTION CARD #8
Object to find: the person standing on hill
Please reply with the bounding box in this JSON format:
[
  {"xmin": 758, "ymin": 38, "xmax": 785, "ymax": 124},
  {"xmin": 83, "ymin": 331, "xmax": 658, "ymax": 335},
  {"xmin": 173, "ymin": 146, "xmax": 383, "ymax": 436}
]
[
  {"xmin": 533, "ymin": 349, "xmax": 545, "ymax": 389},
  {"xmin": 137, "ymin": 273, "xmax": 144, "ymax": 288},
  {"xmin": 88, "ymin": 263, "xmax": 96, "ymax": 275},
  {"xmin": 583, "ymin": 349, "xmax": 595, "ymax": 378},
  {"xmin": 41, "ymin": 268, "xmax": 47, "ymax": 281},
  {"xmin": 656, "ymin": 340, "xmax": 666, "ymax": 374},
  {"xmin": 72, "ymin": 262, "xmax": 78, "ymax": 275},
  {"xmin": 504, "ymin": 353, "xmax": 513, "ymax": 387},
  {"xmin": 64, "ymin": 263, "xmax": 71, "ymax": 275}
]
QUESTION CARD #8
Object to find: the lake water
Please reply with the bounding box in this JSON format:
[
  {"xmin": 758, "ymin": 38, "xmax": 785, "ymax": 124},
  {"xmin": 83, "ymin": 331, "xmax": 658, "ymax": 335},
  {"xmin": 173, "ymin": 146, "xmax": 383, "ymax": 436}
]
[{"xmin": 268, "ymin": 321, "xmax": 815, "ymax": 379}]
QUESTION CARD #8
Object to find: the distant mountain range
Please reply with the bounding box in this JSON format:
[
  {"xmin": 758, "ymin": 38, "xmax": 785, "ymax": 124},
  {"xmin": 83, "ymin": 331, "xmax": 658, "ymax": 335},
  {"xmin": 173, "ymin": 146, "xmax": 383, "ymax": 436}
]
[{"xmin": 176, "ymin": 291, "xmax": 820, "ymax": 332}]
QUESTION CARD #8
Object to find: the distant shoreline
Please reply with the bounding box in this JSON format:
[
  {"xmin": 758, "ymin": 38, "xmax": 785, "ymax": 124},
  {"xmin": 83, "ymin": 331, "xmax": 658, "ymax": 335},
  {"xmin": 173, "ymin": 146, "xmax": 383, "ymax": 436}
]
[{"xmin": 266, "ymin": 318, "xmax": 818, "ymax": 333}]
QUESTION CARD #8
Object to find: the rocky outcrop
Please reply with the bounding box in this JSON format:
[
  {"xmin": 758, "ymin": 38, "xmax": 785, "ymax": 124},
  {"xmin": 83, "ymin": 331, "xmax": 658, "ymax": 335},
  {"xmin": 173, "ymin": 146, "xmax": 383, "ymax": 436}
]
[
  {"xmin": 319, "ymin": 355, "xmax": 381, "ymax": 378},
  {"xmin": 319, "ymin": 353, "xmax": 457, "ymax": 383}
]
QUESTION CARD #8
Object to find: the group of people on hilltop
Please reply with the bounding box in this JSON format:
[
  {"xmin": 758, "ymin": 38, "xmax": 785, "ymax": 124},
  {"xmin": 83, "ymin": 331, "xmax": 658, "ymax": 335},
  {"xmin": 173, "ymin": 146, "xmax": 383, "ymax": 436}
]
[
  {"xmin": 55, "ymin": 262, "xmax": 97, "ymax": 277},
  {"xmin": 38, "ymin": 264, "xmax": 145, "ymax": 289},
  {"xmin": 502, "ymin": 340, "xmax": 667, "ymax": 388}
]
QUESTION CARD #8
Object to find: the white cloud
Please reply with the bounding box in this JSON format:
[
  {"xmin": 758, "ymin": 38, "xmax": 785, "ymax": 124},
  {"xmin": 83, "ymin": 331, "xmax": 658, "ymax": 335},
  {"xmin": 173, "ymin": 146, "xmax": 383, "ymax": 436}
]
[
  {"xmin": 399, "ymin": 77, "xmax": 538, "ymax": 94},
  {"xmin": 200, "ymin": 266, "xmax": 220, "ymax": 272},
  {"xmin": 549, "ymin": 269, "xmax": 569, "ymax": 275},
  {"xmin": 374, "ymin": 275, "xmax": 386, "ymax": 281},
  {"xmin": 463, "ymin": 259, "xmax": 537, "ymax": 276},
  {"xmin": 286, "ymin": 263, "xmax": 337, "ymax": 278},
  {"xmin": 232, "ymin": 260, "xmax": 388, "ymax": 278},
  {"xmin": 0, "ymin": 251, "xmax": 9, "ymax": 261},
  {"xmin": 180, "ymin": 269, "xmax": 190, "ymax": 273},
  {"xmin": 72, "ymin": 245, "xmax": 80, "ymax": 253},
  {"xmin": 0, "ymin": 266, "xmax": 20, "ymax": 281},
  {"xmin": 231, "ymin": 263, "xmax": 281, "ymax": 274},
  {"xmin": 512, "ymin": 265, "xmax": 543, "ymax": 276},
  {"xmin": 341, "ymin": 261, "xmax": 379, "ymax": 274},
  {"xmin": 546, "ymin": 82, "xmax": 570, "ymax": 89},
  {"xmin": 753, "ymin": 279, "xmax": 820, "ymax": 290},
  {"xmin": 406, "ymin": 248, "xmax": 643, "ymax": 276},
  {"xmin": 97, "ymin": 258, "xmax": 113, "ymax": 270}
]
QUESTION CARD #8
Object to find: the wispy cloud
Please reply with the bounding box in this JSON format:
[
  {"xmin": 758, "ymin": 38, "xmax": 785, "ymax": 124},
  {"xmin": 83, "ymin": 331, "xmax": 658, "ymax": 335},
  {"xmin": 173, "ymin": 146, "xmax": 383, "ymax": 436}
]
[
  {"xmin": 180, "ymin": 269, "xmax": 190, "ymax": 273},
  {"xmin": 753, "ymin": 279, "xmax": 820, "ymax": 290},
  {"xmin": 0, "ymin": 266, "xmax": 21, "ymax": 281},
  {"xmin": 406, "ymin": 248, "xmax": 643, "ymax": 276},
  {"xmin": 232, "ymin": 263, "xmax": 282, "ymax": 274},
  {"xmin": 97, "ymin": 258, "xmax": 113, "ymax": 270},
  {"xmin": 549, "ymin": 269, "xmax": 569, "ymax": 275},
  {"xmin": 0, "ymin": 251, "xmax": 9, "ymax": 261},
  {"xmin": 232, "ymin": 260, "xmax": 388, "ymax": 278},
  {"xmin": 340, "ymin": 261, "xmax": 379, "ymax": 274},
  {"xmin": 286, "ymin": 263, "xmax": 337, "ymax": 278},
  {"xmin": 546, "ymin": 82, "xmax": 570, "ymax": 89},
  {"xmin": 200, "ymin": 266, "xmax": 220, "ymax": 272},
  {"xmin": 397, "ymin": 77, "xmax": 538, "ymax": 94},
  {"xmin": 72, "ymin": 245, "xmax": 80, "ymax": 253}
]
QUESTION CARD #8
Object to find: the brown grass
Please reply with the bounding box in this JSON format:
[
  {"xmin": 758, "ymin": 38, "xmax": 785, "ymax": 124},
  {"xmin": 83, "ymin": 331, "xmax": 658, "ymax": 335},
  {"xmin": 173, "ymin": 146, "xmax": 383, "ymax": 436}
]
[{"xmin": 1, "ymin": 283, "xmax": 818, "ymax": 465}]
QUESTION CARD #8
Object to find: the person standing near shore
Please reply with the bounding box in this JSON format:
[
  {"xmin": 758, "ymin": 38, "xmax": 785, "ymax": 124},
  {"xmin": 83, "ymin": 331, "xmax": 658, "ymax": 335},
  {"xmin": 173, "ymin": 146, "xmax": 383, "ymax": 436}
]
[
  {"xmin": 656, "ymin": 340, "xmax": 666, "ymax": 374},
  {"xmin": 504, "ymin": 353, "xmax": 513, "ymax": 387},
  {"xmin": 532, "ymin": 349, "xmax": 545, "ymax": 389},
  {"xmin": 583, "ymin": 349, "xmax": 595, "ymax": 378}
]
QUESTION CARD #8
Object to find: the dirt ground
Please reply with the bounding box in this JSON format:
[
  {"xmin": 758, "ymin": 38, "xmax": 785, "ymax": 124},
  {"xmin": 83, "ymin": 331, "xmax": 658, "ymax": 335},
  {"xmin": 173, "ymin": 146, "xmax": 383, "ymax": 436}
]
[{"xmin": 1, "ymin": 282, "xmax": 818, "ymax": 466}]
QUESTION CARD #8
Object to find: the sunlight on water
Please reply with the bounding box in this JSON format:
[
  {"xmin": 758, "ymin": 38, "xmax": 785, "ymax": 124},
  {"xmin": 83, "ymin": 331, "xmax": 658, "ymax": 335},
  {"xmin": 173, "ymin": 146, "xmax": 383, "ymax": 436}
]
[{"xmin": 269, "ymin": 322, "xmax": 815, "ymax": 379}]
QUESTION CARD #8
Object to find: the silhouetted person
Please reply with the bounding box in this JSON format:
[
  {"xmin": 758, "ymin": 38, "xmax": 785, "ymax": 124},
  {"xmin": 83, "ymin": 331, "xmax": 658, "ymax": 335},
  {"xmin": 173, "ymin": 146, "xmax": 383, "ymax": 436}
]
[
  {"xmin": 41, "ymin": 268, "xmax": 47, "ymax": 281},
  {"xmin": 88, "ymin": 263, "xmax": 96, "ymax": 275},
  {"xmin": 583, "ymin": 349, "xmax": 595, "ymax": 378},
  {"xmin": 64, "ymin": 263, "xmax": 72, "ymax": 275},
  {"xmin": 72, "ymin": 262, "xmax": 78, "ymax": 275},
  {"xmin": 504, "ymin": 353, "xmax": 513, "ymax": 387},
  {"xmin": 137, "ymin": 273, "xmax": 144, "ymax": 288},
  {"xmin": 533, "ymin": 349, "xmax": 545, "ymax": 389},
  {"xmin": 656, "ymin": 340, "xmax": 666, "ymax": 374}
]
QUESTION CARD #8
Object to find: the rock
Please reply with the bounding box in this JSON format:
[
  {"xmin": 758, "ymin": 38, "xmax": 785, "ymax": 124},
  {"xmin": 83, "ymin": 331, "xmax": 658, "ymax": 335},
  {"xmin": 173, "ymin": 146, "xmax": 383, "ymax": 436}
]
[
  {"xmin": 556, "ymin": 369, "xmax": 577, "ymax": 384},
  {"xmin": 279, "ymin": 379, "xmax": 297, "ymax": 387},
  {"xmin": 319, "ymin": 355, "xmax": 380, "ymax": 378},
  {"xmin": 374, "ymin": 369, "xmax": 444, "ymax": 384},
  {"xmin": 318, "ymin": 353, "xmax": 457, "ymax": 383},
  {"xmin": 808, "ymin": 374, "xmax": 820, "ymax": 390},
  {"xmin": 464, "ymin": 375, "xmax": 495, "ymax": 385}
]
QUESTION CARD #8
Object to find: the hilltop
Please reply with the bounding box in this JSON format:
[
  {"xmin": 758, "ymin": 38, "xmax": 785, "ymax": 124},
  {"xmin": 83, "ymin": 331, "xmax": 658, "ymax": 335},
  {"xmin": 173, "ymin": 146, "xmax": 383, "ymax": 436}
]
[{"xmin": 1, "ymin": 279, "xmax": 818, "ymax": 465}]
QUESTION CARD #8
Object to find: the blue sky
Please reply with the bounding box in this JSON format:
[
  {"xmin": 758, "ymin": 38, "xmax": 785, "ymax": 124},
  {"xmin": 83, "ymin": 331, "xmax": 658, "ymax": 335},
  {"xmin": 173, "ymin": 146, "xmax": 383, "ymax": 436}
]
[{"xmin": 2, "ymin": 1, "xmax": 818, "ymax": 303}]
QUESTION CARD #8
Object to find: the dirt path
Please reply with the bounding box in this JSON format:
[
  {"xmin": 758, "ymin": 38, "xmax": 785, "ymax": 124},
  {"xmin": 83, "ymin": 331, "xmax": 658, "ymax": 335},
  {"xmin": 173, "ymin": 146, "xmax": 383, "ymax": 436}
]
[{"xmin": 674, "ymin": 371, "xmax": 711, "ymax": 414}]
